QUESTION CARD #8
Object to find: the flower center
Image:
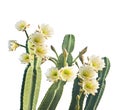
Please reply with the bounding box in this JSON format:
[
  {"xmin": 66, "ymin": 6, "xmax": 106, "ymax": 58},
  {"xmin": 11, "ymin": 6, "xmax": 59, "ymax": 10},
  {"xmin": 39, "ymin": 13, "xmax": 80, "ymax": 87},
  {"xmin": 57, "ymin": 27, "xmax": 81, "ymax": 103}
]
[
  {"xmin": 34, "ymin": 38, "xmax": 40, "ymax": 43},
  {"xmin": 85, "ymin": 83, "xmax": 93, "ymax": 89},
  {"xmin": 52, "ymin": 71, "xmax": 58, "ymax": 76},
  {"xmin": 64, "ymin": 69, "xmax": 71, "ymax": 75}
]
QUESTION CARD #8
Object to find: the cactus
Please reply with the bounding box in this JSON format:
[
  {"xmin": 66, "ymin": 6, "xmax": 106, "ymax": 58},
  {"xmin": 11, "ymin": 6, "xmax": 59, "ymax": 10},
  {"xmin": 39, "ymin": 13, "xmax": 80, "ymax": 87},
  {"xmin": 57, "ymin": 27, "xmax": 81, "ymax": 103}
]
[
  {"xmin": 38, "ymin": 80, "xmax": 65, "ymax": 110},
  {"xmin": 69, "ymin": 57, "xmax": 110, "ymax": 110},
  {"xmin": 62, "ymin": 34, "xmax": 75, "ymax": 53},
  {"xmin": 20, "ymin": 31, "xmax": 42, "ymax": 110},
  {"xmin": 84, "ymin": 57, "xmax": 110, "ymax": 110},
  {"xmin": 69, "ymin": 77, "xmax": 85, "ymax": 110},
  {"xmin": 21, "ymin": 58, "xmax": 41, "ymax": 110},
  {"xmin": 9, "ymin": 21, "xmax": 110, "ymax": 110},
  {"xmin": 38, "ymin": 34, "xmax": 75, "ymax": 110}
]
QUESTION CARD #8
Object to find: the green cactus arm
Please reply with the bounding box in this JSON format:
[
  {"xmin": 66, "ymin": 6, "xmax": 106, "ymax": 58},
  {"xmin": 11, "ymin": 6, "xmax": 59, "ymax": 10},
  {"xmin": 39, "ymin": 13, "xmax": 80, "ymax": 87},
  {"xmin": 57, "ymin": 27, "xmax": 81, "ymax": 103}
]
[
  {"xmin": 37, "ymin": 81, "xmax": 59, "ymax": 110},
  {"xmin": 20, "ymin": 57, "xmax": 42, "ymax": 110},
  {"xmin": 47, "ymin": 81, "xmax": 65, "ymax": 110},
  {"xmin": 92, "ymin": 80, "xmax": 106, "ymax": 110},
  {"xmin": 84, "ymin": 57, "xmax": 110, "ymax": 110},
  {"xmin": 62, "ymin": 34, "xmax": 75, "ymax": 53},
  {"xmin": 69, "ymin": 77, "xmax": 80, "ymax": 110},
  {"xmin": 37, "ymin": 34, "xmax": 75, "ymax": 110},
  {"xmin": 38, "ymin": 80, "xmax": 65, "ymax": 110},
  {"xmin": 69, "ymin": 77, "xmax": 85, "ymax": 110},
  {"xmin": 98, "ymin": 57, "xmax": 110, "ymax": 82}
]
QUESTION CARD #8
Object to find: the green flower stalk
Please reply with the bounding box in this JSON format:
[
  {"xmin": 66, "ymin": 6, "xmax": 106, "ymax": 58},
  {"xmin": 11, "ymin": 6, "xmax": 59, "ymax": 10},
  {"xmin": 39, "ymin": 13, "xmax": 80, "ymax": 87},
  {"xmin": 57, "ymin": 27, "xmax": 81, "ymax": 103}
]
[{"xmin": 9, "ymin": 20, "xmax": 110, "ymax": 110}]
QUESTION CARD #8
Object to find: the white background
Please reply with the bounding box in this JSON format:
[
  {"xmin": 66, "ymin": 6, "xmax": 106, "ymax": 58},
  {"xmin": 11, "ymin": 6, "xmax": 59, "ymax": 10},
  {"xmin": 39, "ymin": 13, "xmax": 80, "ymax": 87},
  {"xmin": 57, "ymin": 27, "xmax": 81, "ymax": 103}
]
[{"xmin": 0, "ymin": 0, "xmax": 120, "ymax": 109}]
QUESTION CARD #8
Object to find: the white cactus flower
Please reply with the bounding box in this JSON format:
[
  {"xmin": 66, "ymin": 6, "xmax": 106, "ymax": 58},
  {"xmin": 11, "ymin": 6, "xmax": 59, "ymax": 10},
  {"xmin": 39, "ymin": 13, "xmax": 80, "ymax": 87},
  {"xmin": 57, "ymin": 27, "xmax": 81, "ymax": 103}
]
[
  {"xmin": 35, "ymin": 45, "xmax": 47, "ymax": 58},
  {"xmin": 40, "ymin": 24, "xmax": 53, "ymax": 38},
  {"xmin": 15, "ymin": 20, "xmax": 28, "ymax": 31},
  {"xmin": 20, "ymin": 53, "xmax": 33, "ymax": 64},
  {"xmin": 9, "ymin": 40, "xmax": 19, "ymax": 51},
  {"xmin": 59, "ymin": 66, "xmax": 76, "ymax": 81},
  {"xmin": 46, "ymin": 67, "xmax": 60, "ymax": 82},
  {"xmin": 88, "ymin": 55, "xmax": 105, "ymax": 71},
  {"xmin": 79, "ymin": 65, "xmax": 97, "ymax": 80},
  {"xmin": 30, "ymin": 32, "xmax": 45, "ymax": 46},
  {"xmin": 82, "ymin": 79, "xmax": 99, "ymax": 95}
]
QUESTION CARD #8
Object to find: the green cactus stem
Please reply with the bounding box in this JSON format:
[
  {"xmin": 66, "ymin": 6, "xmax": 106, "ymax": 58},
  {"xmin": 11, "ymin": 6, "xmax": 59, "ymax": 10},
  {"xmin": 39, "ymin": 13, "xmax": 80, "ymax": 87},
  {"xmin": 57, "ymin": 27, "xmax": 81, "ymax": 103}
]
[
  {"xmin": 38, "ymin": 80, "xmax": 65, "ymax": 110},
  {"xmin": 62, "ymin": 34, "xmax": 75, "ymax": 53},
  {"xmin": 20, "ymin": 31, "xmax": 42, "ymax": 110},
  {"xmin": 20, "ymin": 57, "xmax": 41, "ymax": 110},
  {"xmin": 84, "ymin": 57, "xmax": 110, "ymax": 110},
  {"xmin": 38, "ymin": 34, "xmax": 75, "ymax": 110},
  {"xmin": 69, "ymin": 77, "xmax": 85, "ymax": 110}
]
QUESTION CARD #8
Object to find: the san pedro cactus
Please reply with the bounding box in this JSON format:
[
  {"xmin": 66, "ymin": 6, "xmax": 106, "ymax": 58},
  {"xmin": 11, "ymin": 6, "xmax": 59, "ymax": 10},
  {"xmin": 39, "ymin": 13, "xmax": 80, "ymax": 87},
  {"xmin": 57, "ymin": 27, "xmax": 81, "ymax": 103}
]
[
  {"xmin": 9, "ymin": 20, "xmax": 110, "ymax": 110},
  {"xmin": 19, "ymin": 30, "xmax": 43, "ymax": 110},
  {"xmin": 84, "ymin": 57, "xmax": 110, "ymax": 110},
  {"xmin": 38, "ymin": 34, "xmax": 75, "ymax": 110},
  {"xmin": 21, "ymin": 57, "xmax": 41, "ymax": 110},
  {"xmin": 38, "ymin": 80, "xmax": 65, "ymax": 110}
]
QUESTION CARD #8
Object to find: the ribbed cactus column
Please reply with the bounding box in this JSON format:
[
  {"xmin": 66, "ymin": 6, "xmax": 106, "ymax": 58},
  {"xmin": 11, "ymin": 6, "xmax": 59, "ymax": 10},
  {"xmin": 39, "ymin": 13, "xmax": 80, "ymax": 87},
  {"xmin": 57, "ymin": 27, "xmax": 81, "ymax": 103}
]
[
  {"xmin": 9, "ymin": 21, "xmax": 111, "ymax": 110},
  {"xmin": 20, "ymin": 30, "xmax": 42, "ymax": 110},
  {"xmin": 20, "ymin": 56, "xmax": 41, "ymax": 110},
  {"xmin": 69, "ymin": 57, "xmax": 110, "ymax": 110},
  {"xmin": 84, "ymin": 57, "xmax": 110, "ymax": 110},
  {"xmin": 38, "ymin": 34, "xmax": 75, "ymax": 110}
]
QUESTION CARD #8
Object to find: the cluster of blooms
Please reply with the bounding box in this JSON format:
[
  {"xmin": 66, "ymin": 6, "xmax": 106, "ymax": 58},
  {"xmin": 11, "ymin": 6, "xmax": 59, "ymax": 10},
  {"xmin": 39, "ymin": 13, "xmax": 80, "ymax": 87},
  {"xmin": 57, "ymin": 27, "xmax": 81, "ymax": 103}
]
[
  {"xmin": 46, "ymin": 66, "xmax": 76, "ymax": 82},
  {"xmin": 78, "ymin": 55, "xmax": 105, "ymax": 95},
  {"xmin": 9, "ymin": 21, "xmax": 105, "ymax": 96},
  {"xmin": 9, "ymin": 20, "xmax": 53, "ymax": 64},
  {"xmin": 46, "ymin": 55, "xmax": 105, "ymax": 95}
]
